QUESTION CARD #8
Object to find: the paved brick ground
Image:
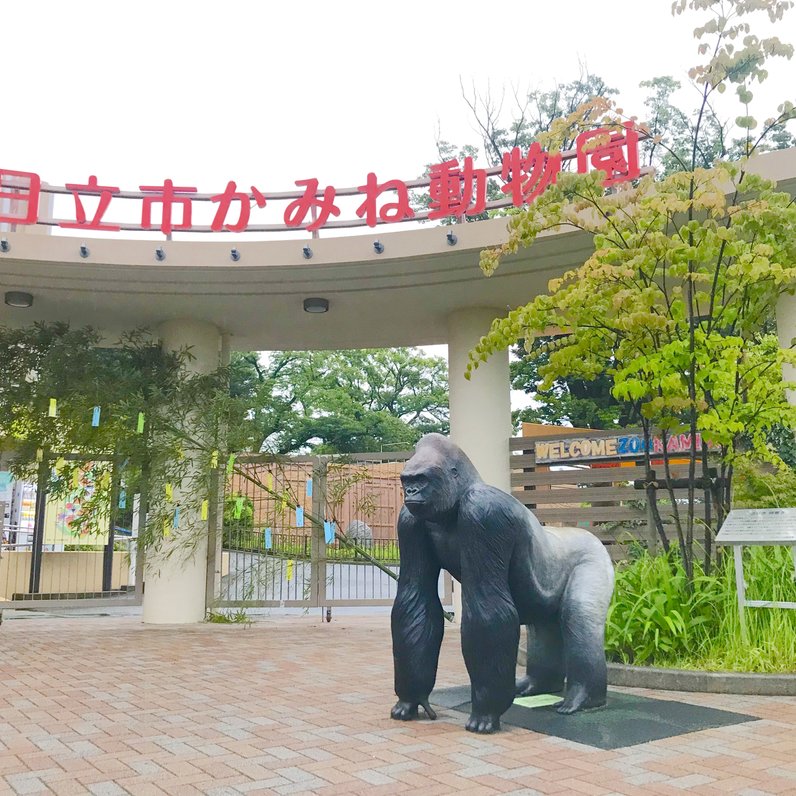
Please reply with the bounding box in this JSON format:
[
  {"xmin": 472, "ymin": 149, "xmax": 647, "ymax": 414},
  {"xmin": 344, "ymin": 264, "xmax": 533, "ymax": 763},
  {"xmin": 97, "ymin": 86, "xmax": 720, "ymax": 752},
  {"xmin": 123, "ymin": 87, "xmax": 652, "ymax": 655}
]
[{"xmin": 0, "ymin": 613, "xmax": 795, "ymax": 795}]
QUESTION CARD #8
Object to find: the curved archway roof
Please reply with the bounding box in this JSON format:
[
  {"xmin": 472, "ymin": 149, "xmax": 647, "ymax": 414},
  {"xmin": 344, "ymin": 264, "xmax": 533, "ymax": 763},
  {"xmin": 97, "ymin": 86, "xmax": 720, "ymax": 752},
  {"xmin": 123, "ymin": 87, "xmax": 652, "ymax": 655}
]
[{"xmin": 1, "ymin": 149, "xmax": 794, "ymax": 351}]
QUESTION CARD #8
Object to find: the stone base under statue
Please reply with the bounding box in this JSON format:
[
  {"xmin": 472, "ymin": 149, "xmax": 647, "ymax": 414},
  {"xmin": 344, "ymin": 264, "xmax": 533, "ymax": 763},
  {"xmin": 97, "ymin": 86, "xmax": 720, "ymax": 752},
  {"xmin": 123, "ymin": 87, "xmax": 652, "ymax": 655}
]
[{"xmin": 430, "ymin": 686, "xmax": 758, "ymax": 749}]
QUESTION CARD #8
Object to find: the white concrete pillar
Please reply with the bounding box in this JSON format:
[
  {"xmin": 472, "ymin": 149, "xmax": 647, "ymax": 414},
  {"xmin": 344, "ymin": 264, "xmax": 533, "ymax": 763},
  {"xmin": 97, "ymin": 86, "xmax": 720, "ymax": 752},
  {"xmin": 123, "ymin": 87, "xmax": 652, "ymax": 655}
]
[
  {"xmin": 447, "ymin": 308, "xmax": 512, "ymax": 491},
  {"xmin": 778, "ymin": 291, "xmax": 796, "ymax": 405},
  {"xmin": 447, "ymin": 308, "xmax": 513, "ymax": 624},
  {"xmin": 142, "ymin": 319, "xmax": 221, "ymax": 624}
]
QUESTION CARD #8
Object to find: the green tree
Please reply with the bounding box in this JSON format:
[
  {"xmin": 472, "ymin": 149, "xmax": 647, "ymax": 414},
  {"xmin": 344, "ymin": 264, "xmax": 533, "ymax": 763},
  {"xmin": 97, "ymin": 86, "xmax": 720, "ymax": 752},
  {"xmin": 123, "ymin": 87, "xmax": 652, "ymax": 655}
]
[
  {"xmin": 469, "ymin": 0, "xmax": 796, "ymax": 580},
  {"xmin": 230, "ymin": 348, "xmax": 448, "ymax": 454},
  {"xmin": 0, "ymin": 323, "xmax": 233, "ymax": 551}
]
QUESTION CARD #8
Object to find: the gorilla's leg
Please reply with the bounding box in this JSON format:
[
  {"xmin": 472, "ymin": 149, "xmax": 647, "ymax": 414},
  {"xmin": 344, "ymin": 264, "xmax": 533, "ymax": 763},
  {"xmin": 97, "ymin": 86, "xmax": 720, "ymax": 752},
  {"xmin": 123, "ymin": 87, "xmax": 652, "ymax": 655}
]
[
  {"xmin": 556, "ymin": 565, "xmax": 611, "ymax": 715},
  {"xmin": 460, "ymin": 510, "xmax": 519, "ymax": 734},
  {"xmin": 516, "ymin": 619, "xmax": 564, "ymax": 697},
  {"xmin": 391, "ymin": 509, "xmax": 443, "ymax": 722}
]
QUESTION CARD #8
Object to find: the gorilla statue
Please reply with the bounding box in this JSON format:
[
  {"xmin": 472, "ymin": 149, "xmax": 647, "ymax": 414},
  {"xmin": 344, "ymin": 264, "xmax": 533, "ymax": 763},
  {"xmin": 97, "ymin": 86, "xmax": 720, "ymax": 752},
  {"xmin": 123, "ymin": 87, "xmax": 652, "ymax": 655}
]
[{"xmin": 390, "ymin": 434, "xmax": 614, "ymax": 734}]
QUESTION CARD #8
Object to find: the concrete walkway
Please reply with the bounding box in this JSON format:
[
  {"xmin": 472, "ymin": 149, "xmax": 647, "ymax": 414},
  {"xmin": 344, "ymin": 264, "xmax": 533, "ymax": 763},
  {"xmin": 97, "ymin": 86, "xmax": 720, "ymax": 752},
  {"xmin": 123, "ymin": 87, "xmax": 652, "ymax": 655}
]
[{"xmin": 1, "ymin": 613, "xmax": 795, "ymax": 795}]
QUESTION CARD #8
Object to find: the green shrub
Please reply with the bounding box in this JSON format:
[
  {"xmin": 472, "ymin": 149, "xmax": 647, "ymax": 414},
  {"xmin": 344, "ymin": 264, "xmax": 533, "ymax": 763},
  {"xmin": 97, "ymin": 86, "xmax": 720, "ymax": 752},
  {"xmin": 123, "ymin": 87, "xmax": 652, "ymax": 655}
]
[{"xmin": 606, "ymin": 547, "xmax": 796, "ymax": 673}]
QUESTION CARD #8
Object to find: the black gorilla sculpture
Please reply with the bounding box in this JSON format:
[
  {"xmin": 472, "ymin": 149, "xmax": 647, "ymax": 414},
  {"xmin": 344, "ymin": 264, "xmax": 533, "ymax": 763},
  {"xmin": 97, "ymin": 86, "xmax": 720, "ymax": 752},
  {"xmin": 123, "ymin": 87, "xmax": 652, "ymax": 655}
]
[{"xmin": 390, "ymin": 434, "xmax": 614, "ymax": 734}]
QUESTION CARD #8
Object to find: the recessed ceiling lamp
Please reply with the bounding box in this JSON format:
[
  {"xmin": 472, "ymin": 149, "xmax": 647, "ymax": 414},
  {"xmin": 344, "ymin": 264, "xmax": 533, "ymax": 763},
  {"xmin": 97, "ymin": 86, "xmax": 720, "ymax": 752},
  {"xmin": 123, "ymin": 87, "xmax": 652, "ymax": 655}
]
[
  {"xmin": 303, "ymin": 297, "xmax": 329, "ymax": 313},
  {"xmin": 4, "ymin": 291, "xmax": 33, "ymax": 308}
]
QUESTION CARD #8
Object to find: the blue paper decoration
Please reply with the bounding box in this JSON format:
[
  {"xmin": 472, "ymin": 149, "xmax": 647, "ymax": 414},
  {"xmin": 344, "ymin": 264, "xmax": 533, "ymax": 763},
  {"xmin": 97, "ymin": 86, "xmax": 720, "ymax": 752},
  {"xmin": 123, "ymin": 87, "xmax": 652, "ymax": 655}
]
[
  {"xmin": 91, "ymin": 406, "xmax": 101, "ymax": 427},
  {"xmin": 118, "ymin": 489, "xmax": 126, "ymax": 510},
  {"xmin": 264, "ymin": 528, "xmax": 272, "ymax": 549},
  {"xmin": 324, "ymin": 521, "xmax": 335, "ymax": 544},
  {"xmin": 306, "ymin": 478, "xmax": 313, "ymax": 497},
  {"xmin": 296, "ymin": 507, "xmax": 304, "ymax": 527},
  {"xmin": 0, "ymin": 471, "xmax": 11, "ymax": 490},
  {"xmin": 173, "ymin": 506, "xmax": 180, "ymax": 528}
]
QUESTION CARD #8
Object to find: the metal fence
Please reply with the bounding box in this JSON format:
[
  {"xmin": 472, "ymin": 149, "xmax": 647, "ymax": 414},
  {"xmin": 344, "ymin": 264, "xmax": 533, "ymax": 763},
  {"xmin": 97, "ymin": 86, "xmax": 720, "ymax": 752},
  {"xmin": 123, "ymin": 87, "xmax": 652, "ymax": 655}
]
[
  {"xmin": 217, "ymin": 453, "xmax": 453, "ymax": 609},
  {"xmin": 0, "ymin": 456, "xmax": 143, "ymax": 610}
]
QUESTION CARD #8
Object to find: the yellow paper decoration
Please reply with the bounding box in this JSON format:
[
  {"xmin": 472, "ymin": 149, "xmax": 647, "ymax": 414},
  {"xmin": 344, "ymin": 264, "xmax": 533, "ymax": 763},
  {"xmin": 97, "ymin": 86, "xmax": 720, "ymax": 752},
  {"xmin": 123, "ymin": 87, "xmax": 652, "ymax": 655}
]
[
  {"xmin": 55, "ymin": 457, "xmax": 65, "ymax": 472},
  {"xmin": 100, "ymin": 471, "xmax": 111, "ymax": 489},
  {"xmin": 210, "ymin": 450, "xmax": 219, "ymax": 469},
  {"xmin": 35, "ymin": 448, "xmax": 43, "ymax": 462},
  {"xmin": 286, "ymin": 559, "xmax": 294, "ymax": 582},
  {"xmin": 163, "ymin": 518, "xmax": 170, "ymax": 537},
  {"xmin": 165, "ymin": 483, "xmax": 173, "ymax": 502},
  {"xmin": 48, "ymin": 398, "xmax": 57, "ymax": 417},
  {"xmin": 201, "ymin": 499, "xmax": 209, "ymax": 521},
  {"xmin": 72, "ymin": 468, "xmax": 80, "ymax": 489}
]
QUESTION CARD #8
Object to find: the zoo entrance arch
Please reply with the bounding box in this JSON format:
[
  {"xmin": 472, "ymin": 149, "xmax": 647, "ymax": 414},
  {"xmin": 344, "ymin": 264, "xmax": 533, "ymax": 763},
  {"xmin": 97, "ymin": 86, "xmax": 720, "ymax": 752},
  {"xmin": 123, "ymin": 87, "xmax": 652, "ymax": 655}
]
[{"xmin": 1, "ymin": 147, "xmax": 795, "ymax": 624}]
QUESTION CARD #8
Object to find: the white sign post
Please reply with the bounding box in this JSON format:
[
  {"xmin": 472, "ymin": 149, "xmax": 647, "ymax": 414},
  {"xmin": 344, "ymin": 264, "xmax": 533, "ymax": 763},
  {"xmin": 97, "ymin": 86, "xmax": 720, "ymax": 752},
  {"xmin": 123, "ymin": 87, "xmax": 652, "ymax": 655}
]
[{"xmin": 715, "ymin": 508, "xmax": 796, "ymax": 642}]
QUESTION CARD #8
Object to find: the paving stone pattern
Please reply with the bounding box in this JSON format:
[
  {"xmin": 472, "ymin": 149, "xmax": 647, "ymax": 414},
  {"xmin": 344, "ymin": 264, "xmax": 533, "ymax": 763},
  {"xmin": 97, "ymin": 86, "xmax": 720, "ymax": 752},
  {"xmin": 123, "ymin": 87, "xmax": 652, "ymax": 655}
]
[{"xmin": 1, "ymin": 614, "xmax": 795, "ymax": 795}]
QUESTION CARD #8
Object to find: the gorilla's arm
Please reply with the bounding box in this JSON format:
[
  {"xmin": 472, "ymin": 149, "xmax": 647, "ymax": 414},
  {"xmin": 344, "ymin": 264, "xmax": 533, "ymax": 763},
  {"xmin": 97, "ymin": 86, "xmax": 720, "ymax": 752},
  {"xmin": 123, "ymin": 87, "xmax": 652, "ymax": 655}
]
[
  {"xmin": 459, "ymin": 487, "xmax": 520, "ymax": 732},
  {"xmin": 390, "ymin": 507, "xmax": 443, "ymax": 720}
]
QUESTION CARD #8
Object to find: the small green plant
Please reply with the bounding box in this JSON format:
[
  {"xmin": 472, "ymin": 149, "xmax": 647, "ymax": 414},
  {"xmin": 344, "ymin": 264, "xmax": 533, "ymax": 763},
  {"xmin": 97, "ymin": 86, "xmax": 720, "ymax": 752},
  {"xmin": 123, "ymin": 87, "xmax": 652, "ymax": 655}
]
[{"xmin": 206, "ymin": 608, "xmax": 251, "ymax": 625}]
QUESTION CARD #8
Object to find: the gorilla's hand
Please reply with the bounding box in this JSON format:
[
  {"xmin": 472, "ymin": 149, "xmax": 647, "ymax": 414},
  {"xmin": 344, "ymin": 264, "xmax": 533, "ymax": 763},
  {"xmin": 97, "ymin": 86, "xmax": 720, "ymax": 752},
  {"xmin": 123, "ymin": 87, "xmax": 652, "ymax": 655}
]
[
  {"xmin": 390, "ymin": 699, "xmax": 437, "ymax": 721},
  {"xmin": 465, "ymin": 712, "xmax": 501, "ymax": 734}
]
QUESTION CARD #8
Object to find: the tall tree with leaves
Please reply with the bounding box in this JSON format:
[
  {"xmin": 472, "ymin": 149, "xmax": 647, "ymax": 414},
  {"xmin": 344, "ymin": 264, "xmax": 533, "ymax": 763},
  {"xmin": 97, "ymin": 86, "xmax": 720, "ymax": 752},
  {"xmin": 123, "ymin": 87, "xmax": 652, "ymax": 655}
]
[
  {"xmin": 469, "ymin": 0, "xmax": 796, "ymax": 579},
  {"xmin": 230, "ymin": 348, "xmax": 448, "ymax": 454}
]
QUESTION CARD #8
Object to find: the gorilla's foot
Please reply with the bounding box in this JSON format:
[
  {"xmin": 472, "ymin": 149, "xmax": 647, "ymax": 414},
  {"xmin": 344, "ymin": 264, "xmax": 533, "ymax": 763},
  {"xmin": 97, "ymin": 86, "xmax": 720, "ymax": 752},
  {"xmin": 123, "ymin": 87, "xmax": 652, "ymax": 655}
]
[
  {"xmin": 515, "ymin": 675, "xmax": 564, "ymax": 697},
  {"xmin": 465, "ymin": 712, "xmax": 501, "ymax": 734},
  {"xmin": 390, "ymin": 699, "xmax": 437, "ymax": 721},
  {"xmin": 554, "ymin": 686, "xmax": 606, "ymax": 715}
]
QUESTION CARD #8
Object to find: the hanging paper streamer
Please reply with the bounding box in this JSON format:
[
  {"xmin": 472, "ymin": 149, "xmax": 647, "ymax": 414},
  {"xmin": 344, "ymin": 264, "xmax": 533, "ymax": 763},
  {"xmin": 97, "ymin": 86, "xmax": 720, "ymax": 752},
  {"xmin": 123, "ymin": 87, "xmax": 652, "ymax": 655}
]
[
  {"xmin": 118, "ymin": 489, "xmax": 126, "ymax": 510},
  {"xmin": 136, "ymin": 412, "xmax": 145, "ymax": 433},
  {"xmin": 280, "ymin": 493, "xmax": 288, "ymax": 513},
  {"xmin": 295, "ymin": 506, "xmax": 304, "ymax": 527},
  {"xmin": 267, "ymin": 472, "xmax": 273, "ymax": 491},
  {"xmin": 163, "ymin": 517, "xmax": 170, "ymax": 537},
  {"xmin": 55, "ymin": 457, "xmax": 65, "ymax": 472},
  {"xmin": 35, "ymin": 448, "xmax": 43, "ymax": 463},
  {"xmin": 306, "ymin": 478, "xmax": 313, "ymax": 498},
  {"xmin": 286, "ymin": 559, "xmax": 294, "ymax": 581},
  {"xmin": 173, "ymin": 506, "xmax": 180, "ymax": 529},
  {"xmin": 234, "ymin": 496, "xmax": 244, "ymax": 519},
  {"xmin": 48, "ymin": 398, "xmax": 57, "ymax": 417},
  {"xmin": 72, "ymin": 468, "xmax": 80, "ymax": 489},
  {"xmin": 323, "ymin": 521, "xmax": 335, "ymax": 544},
  {"xmin": 264, "ymin": 528, "xmax": 272, "ymax": 549},
  {"xmin": 226, "ymin": 453, "xmax": 235, "ymax": 476},
  {"xmin": 201, "ymin": 499, "xmax": 209, "ymax": 521},
  {"xmin": 91, "ymin": 406, "xmax": 101, "ymax": 427},
  {"xmin": 100, "ymin": 471, "xmax": 111, "ymax": 491},
  {"xmin": 165, "ymin": 483, "xmax": 173, "ymax": 502},
  {"xmin": 210, "ymin": 449, "xmax": 219, "ymax": 469}
]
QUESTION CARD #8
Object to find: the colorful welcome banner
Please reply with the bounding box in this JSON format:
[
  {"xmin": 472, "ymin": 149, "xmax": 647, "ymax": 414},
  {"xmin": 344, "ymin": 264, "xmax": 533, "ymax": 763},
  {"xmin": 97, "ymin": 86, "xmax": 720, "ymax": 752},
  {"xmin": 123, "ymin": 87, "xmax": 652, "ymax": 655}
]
[{"xmin": 535, "ymin": 432, "xmax": 716, "ymax": 464}]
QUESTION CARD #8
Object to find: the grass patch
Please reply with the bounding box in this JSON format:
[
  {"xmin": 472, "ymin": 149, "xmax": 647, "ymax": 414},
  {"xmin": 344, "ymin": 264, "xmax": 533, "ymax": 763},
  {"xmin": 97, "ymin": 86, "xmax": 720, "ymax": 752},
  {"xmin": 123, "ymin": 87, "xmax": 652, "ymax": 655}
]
[
  {"xmin": 606, "ymin": 547, "xmax": 796, "ymax": 673},
  {"xmin": 206, "ymin": 608, "xmax": 252, "ymax": 625}
]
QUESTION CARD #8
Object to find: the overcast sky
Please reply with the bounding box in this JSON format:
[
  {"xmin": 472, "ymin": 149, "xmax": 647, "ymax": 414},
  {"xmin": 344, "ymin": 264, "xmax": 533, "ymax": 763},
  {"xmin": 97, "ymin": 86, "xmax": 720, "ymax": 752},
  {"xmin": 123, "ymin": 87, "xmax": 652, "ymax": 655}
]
[{"xmin": 7, "ymin": 0, "xmax": 793, "ymax": 213}]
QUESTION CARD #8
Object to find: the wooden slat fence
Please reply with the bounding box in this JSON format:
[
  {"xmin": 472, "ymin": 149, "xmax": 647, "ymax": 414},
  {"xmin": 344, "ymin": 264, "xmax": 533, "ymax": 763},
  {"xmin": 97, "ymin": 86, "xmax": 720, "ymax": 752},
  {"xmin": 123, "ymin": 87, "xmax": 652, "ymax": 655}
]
[{"xmin": 511, "ymin": 432, "xmax": 709, "ymax": 561}]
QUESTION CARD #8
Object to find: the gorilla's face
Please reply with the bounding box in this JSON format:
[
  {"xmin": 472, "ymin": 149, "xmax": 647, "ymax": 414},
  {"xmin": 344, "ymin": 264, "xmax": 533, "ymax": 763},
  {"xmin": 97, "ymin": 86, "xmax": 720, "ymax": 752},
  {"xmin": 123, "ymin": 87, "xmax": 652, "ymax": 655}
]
[{"xmin": 400, "ymin": 461, "xmax": 459, "ymax": 521}]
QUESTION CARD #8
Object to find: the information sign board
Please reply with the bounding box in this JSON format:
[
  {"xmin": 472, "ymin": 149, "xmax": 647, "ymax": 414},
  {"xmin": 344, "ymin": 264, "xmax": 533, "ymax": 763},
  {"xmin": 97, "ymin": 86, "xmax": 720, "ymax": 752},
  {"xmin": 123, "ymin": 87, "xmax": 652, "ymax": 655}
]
[{"xmin": 715, "ymin": 508, "xmax": 796, "ymax": 545}]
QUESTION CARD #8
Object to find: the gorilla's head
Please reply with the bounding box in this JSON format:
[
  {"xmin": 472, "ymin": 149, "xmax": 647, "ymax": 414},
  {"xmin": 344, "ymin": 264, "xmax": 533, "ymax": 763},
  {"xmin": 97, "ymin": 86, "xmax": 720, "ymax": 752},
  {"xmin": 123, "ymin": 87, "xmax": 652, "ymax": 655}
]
[{"xmin": 400, "ymin": 434, "xmax": 481, "ymax": 520}]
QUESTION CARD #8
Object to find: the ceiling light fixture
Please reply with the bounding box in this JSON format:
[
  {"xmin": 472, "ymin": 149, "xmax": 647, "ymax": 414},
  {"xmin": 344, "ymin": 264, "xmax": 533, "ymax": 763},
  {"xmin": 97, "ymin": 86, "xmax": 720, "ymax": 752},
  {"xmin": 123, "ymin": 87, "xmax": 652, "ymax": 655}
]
[
  {"xmin": 303, "ymin": 297, "xmax": 329, "ymax": 313},
  {"xmin": 4, "ymin": 291, "xmax": 33, "ymax": 308}
]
